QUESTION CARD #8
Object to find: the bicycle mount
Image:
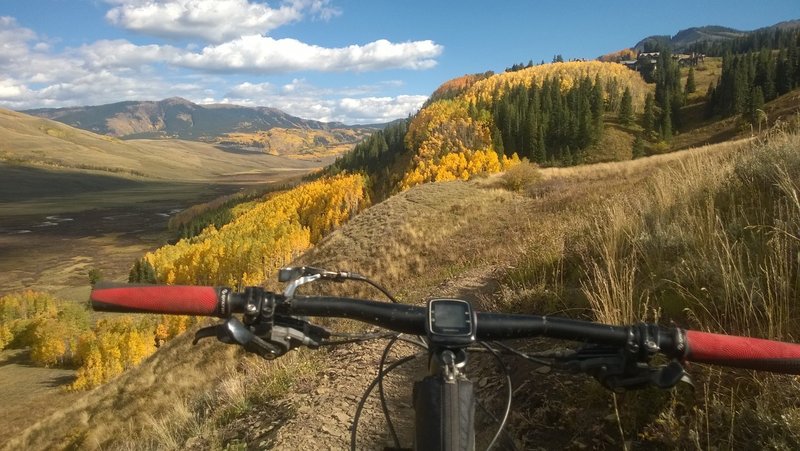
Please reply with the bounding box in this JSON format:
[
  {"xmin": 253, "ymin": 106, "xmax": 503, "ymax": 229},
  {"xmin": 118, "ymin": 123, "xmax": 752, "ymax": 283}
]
[
  {"xmin": 556, "ymin": 324, "xmax": 691, "ymax": 391},
  {"xmin": 193, "ymin": 285, "xmax": 329, "ymax": 359}
]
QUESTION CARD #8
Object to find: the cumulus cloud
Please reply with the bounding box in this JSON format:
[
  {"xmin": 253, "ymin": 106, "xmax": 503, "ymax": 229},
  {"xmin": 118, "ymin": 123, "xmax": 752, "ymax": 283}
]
[
  {"xmin": 0, "ymin": 16, "xmax": 39, "ymax": 64},
  {"xmin": 336, "ymin": 95, "xmax": 425, "ymax": 121},
  {"xmin": 77, "ymin": 40, "xmax": 181, "ymax": 69},
  {"xmin": 0, "ymin": 6, "xmax": 437, "ymax": 123},
  {"xmin": 0, "ymin": 78, "xmax": 29, "ymax": 101},
  {"xmin": 222, "ymin": 80, "xmax": 426, "ymax": 124},
  {"xmin": 177, "ymin": 35, "xmax": 442, "ymax": 72},
  {"xmin": 106, "ymin": 0, "xmax": 340, "ymax": 43}
]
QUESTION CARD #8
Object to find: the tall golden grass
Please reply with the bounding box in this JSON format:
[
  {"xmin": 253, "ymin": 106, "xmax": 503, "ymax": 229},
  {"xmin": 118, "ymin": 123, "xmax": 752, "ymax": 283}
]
[{"xmin": 506, "ymin": 123, "xmax": 800, "ymax": 447}]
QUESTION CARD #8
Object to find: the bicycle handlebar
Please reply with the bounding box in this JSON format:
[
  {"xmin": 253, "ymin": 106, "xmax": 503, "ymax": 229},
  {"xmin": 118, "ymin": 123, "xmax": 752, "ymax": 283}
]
[
  {"xmin": 90, "ymin": 284, "xmax": 800, "ymax": 375},
  {"xmin": 91, "ymin": 284, "xmax": 227, "ymax": 316},
  {"xmin": 684, "ymin": 330, "xmax": 800, "ymax": 374}
]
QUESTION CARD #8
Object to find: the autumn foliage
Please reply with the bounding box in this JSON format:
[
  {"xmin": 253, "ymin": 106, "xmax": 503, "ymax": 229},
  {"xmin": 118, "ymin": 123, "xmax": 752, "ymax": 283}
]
[
  {"xmin": 389, "ymin": 61, "xmax": 650, "ymax": 191},
  {"xmin": 598, "ymin": 48, "xmax": 638, "ymax": 63},
  {"xmin": 0, "ymin": 290, "xmax": 204, "ymax": 389},
  {"xmin": 464, "ymin": 60, "xmax": 649, "ymax": 108},
  {"xmin": 143, "ymin": 173, "xmax": 369, "ymax": 286}
]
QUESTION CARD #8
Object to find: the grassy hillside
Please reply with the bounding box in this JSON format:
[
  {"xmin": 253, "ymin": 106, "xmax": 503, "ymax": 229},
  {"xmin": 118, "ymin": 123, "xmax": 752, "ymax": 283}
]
[
  {"xmin": 0, "ymin": 108, "xmax": 320, "ymax": 183},
  {"xmin": 217, "ymin": 127, "xmax": 372, "ymax": 161},
  {"xmin": 23, "ymin": 97, "xmax": 358, "ymax": 139},
  {"xmin": 9, "ymin": 124, "xmax": 800, "ymax": 448},
  {"xmin": 672, "ymin": 86, "xmax": 800, "ymax": 150}
]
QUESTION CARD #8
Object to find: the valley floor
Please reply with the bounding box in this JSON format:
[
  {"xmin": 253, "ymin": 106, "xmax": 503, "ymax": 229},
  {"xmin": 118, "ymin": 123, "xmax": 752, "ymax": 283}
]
[{"xmin": 0, "ymin": 162, "xmax": 321, "ymax": 446}]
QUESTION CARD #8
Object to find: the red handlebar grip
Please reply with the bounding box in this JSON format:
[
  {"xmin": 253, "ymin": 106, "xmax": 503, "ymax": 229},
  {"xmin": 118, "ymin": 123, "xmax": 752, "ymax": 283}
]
[
  {"xmin": 685, "ymin": 330, "xmax": 800, "ymax": 374},
  {"xmin": 91, "ymin": 284, "xmax": 222, "ymax": 317}
]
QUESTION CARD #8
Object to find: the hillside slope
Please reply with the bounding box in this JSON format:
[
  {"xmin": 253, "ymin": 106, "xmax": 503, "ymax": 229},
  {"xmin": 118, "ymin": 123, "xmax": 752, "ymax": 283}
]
[
  {"xmin": 5, "ymin": 135, "xmax": 767, "ymax": 450},
  {"xmin": 0, "ymin": 108, "xmax": 319, "ymax": 182},
  {"xmin": 2, "ymin": 174, "xmax": 539, "ymax": 450},
  {"xmin": 634, "ymin": 19, "xmax": 800, "ymax": 52},
  {"xmin": 22, "ymin": 97, "xmax": 360, "ymax": 139}
]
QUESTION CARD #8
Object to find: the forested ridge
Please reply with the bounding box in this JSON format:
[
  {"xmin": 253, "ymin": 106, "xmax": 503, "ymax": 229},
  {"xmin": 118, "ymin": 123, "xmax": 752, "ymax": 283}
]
[
  {"xmin": 707, "ymin": 32, "xmax": 800, "ymax": 120},
  {"xmin": 325, "ymin": 60, "xmax": 650, "ymax": 200}
]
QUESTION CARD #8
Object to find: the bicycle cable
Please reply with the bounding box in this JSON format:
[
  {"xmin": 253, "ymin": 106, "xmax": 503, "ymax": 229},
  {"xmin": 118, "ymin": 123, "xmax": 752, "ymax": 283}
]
[
  {"xmin": 479, "ymin": 342, "xmax": 516, "ymax": 451},
  {"xmin": 350, "ymin": 353, "xmax": 423, "ymax": 451}
]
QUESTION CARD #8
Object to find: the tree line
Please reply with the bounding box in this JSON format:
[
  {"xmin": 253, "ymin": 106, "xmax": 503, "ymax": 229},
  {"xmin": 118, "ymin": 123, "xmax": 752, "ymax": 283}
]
[
  {"xmin": 490, "ymin": 75, "xmax": 608, "ymax": 165},
  {"xmin": 687, "ymin": 27, "xmax": 800, "ymax": 57},
  {"xmin": 707, "ymin": 35, "xmax": 800, "ymax": 122}
]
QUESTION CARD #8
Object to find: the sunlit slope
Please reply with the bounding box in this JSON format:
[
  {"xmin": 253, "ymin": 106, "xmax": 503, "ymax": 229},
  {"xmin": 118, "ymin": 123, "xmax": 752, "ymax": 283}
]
[
  {"xmin": 392, "ymin": 61, "xmax": 650, "ymax": 190},
  {"xmin": 0, "ymin": 108, "xmax": 318, "ymax": 181}
]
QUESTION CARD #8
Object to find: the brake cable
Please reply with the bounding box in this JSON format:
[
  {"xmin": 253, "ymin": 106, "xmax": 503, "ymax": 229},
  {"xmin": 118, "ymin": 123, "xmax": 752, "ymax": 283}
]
[
  {"xmin": 350, "ymin": 353, "xmax": 423, "ymax": 451},
  {"xmin": 318, "ymin": 331, "xmax": 399, "ymax": 346},
  {"xmin": 479, "ymin": 342, "xmax": 516, "ymax": 451}
]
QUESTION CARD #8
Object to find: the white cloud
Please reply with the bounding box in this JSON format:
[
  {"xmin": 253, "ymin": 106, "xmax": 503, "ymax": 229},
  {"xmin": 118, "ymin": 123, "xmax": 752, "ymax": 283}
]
[
  {"xmin": 222, "ymin": 80, "xmax": 426, "ymax": 123},
  {"xmin": 77, "ymin": 40, "xmax": 181, "ymax": 69},
  {"xmin": 0, "ymin": 78, "xmax": 28, "ymax": 100},
  {"xmin": 177, "ymin": 35, "xmax": 442, "ymax": 73},
  {"xmin": 106, "ymin": 0, "xmax": 340, "ymax": 43},
  {"xmin": 0, "ymin": 7, "xmax": 435, "ymax": 123},
  {"xmin": 0, "ymin": 16, "xmax": 39, "ymax": 63},
  {"xmin": 226, "ymin": 81, "xmax": 273, "ymax": 97},
  {"xmin": 336, "ymin": 95, "xmax": 425, "ymax": 121}
]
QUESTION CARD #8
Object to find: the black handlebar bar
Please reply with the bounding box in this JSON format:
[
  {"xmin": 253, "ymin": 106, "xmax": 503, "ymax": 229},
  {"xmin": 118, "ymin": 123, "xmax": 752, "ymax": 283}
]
[{"xmin": 90, "ymin": 283, "xmax": 800, "ymax": 374}]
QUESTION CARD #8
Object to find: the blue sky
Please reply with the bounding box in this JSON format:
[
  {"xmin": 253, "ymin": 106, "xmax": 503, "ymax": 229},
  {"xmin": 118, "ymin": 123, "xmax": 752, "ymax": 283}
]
[{"xmin": 1, "ymin": 1, "xmax": 798, "ymax": 124}]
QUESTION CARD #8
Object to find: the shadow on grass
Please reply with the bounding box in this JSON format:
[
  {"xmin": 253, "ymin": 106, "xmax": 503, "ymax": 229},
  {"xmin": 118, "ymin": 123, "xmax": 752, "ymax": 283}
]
[{"xmin": 42, "ymin": 374, "xmax": 76, "ymax": 388}]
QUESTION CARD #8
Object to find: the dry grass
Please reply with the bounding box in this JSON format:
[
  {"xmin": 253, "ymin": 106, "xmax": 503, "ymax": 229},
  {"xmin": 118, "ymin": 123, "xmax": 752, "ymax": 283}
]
[
  {"xmin": 519, "ymin": 125, "xmax": 800, "ymax": 447},
  {"xmin": 0, "ymin": 108, "xmax": 320, "ymax": 182},
  {"xmin": 683, "ymin": 57, "xmax": 722, "ymax": 103},
  {"xmin": 2, "ymin": 328, "xmax": 318, "ymax": 451}
]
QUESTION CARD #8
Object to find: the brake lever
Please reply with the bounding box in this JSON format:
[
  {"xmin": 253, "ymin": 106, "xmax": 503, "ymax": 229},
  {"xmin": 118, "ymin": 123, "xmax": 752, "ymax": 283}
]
[
  {"xmin": 193, "ymin": 318, "xmax": 285, "ymax": 359},
  {"xmin": 193, "ymin": 316, "xmax": 332, "ymax": 359},
  {"xmin": 555, "ymin": 344, "xmax": 691, "ymax": 392}
]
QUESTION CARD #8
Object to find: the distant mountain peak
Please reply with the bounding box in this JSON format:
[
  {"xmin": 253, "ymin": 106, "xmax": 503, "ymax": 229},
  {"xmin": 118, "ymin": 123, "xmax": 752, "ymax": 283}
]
[
  {"xmin": 21, "ymin": 98, "xmax": 372, "ymax": 139},
  {"xmin": 633, "ymin": 19, "xmax": 799, "ymax": 52},
  {"xmin": 160, "ymin": 97, "xmax": 195, "ymax": 106}
]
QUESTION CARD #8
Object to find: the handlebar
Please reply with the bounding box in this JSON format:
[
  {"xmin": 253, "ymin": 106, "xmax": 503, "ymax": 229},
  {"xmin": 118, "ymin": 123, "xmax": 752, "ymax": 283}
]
[
  {"xmin": 91, "ymin": 284, "xmax": 230, "ymax": 316},
  {"xmin": 90, "ymin": 283, "xmax": 800, "ymax": 375}
]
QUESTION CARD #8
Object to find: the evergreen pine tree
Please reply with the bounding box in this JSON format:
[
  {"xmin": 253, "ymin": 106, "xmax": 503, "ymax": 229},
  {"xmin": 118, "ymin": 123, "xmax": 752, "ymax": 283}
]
[
  {"xmin": 748, "ymin": 86, "xmax": 765, "ymax": 125},
  {"xmin": 660, "ymin": 95, "xmax": 672, "ymax": 140},
  {"xmin": 619, "ymin": 87, "xmax": 633, "ymax": 126},
  {"xmin": 685, "ymin": 66, "xmax": 696, "ymax": 94},
  {"xmin": 590, "ymin": 76, "xmax": 604, "ymax": 141},
  {"xmin": 642, "ymin": 93, "xmax": 655, "ymax": 135},
  {"xmin": 632, "ymin": 135, "xmax": 645, "ymax": 159},
  {"xmin": 535, "ymin": 124, "xmax": 546, "ymax": 163},
  {"xmin": 777, "ymin": 50, "xmax": 793, "ymax": 94},
  {"xmin": 129, "ymin": 258, "xmax": 157, "ymax": 284}
]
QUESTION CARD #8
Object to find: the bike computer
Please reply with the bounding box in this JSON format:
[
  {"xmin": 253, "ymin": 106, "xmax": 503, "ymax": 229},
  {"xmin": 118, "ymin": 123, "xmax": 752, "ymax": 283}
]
[{"xmin": 426, "ymin": 298, "xmax": 476, "ymax": 347}]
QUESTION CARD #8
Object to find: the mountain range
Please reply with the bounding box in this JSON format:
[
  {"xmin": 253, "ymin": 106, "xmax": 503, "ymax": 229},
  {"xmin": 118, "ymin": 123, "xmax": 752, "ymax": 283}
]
[
  {"xmin": 634, "ymin": 19, "xmax": 800, "ymax": 52},
  {"xmin": 22, "ymin": 97, "xmax": 369, "ymax": 140}
]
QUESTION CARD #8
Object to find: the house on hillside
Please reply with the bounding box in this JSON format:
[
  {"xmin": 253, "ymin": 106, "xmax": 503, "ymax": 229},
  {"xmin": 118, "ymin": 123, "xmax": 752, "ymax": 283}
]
[
  {"xmin": 617, "ymin": 51, "xmax": 705, "ymax": 72},
  {"xmin": 675, "ymin": 52, "xmax": 705, "ymax": 66}
]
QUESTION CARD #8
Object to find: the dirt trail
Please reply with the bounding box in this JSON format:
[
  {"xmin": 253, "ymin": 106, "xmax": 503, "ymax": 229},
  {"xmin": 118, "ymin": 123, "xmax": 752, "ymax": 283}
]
[
  {"xmin": 222, "ymin": 339, "xmax": 425, "ymax": 450},
  {"xmin": 216, "ymin": 266, "xmax": 516, "ymax": 450}
]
